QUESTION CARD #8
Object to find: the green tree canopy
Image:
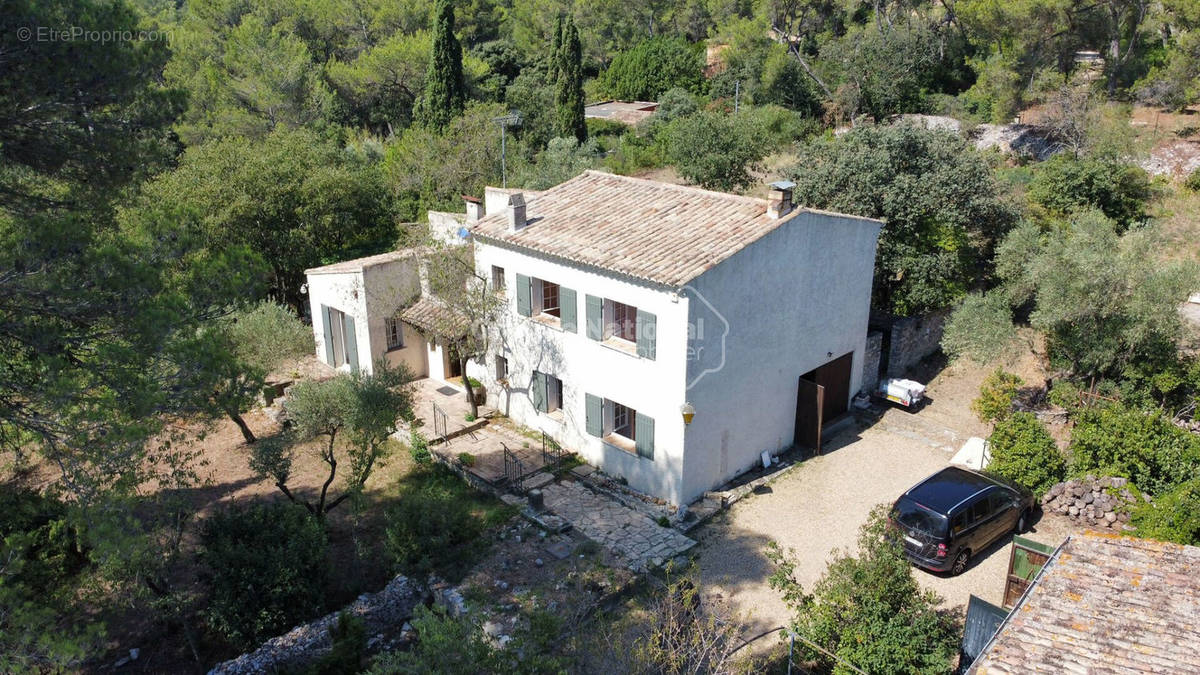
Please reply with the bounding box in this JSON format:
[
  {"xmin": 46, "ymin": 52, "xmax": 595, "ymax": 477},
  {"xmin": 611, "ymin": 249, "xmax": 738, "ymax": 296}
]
[
  {"xmin": 767, "ymin": 506, "xmax": 960, "ymax": 674},
  {"xmin": 666, "ymin": 111, "xmax": 766, "ymax": 192},
  {"xmin": 418, "ymin": 0, "xmax": 467, "ymax": 129},
  {"xmin": 132, "ymin": 128, "xmax": 396, "ymax": 309},
  {"xmin": 789, "ymin": 124, "xmax": 1018, "ymax": 316},
  {"xmin": 555, "ymin": 17, "xmax": 587, "ymax": 143},
  {"xmin": 600, "ymin": 36, "xmax": 705, "ymax": 101},
  {"xmin": 944, "ymin": 211, "xmax": 1198, "ymax": 379}
]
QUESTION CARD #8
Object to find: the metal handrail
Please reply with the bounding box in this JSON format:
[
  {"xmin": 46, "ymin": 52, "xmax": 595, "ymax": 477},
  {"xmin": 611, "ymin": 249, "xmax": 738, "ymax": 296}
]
[
  {"xmin": 541, "ymin": 430, "xmax": 564, "ymax": 466},
  {"xmin": 502, "ymin": 443, "xmax": 526, "ymax": 488},
  {"xmin": 431, "ymin": 402, "xmax": 448, "ymax": 443}
]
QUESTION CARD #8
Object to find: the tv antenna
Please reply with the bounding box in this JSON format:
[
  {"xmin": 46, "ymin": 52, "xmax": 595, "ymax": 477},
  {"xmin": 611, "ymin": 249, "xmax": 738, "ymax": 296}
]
[{"xmin": 492, "ymin": 110, "xmax": 522, "ymax": 188}]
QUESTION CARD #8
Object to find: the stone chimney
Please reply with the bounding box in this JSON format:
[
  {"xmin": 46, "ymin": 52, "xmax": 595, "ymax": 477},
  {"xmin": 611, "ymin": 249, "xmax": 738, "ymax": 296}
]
[
  {"xmin": 767, "ymin": 180, "xmax": 796, "ymax": 219},
  {"xmin": 463, "ymin": 195, "xmax": 484, "ymax": 222},
  {"xmin": 507, "ymin": 193, "xmax": 527, "ymax": 231}
]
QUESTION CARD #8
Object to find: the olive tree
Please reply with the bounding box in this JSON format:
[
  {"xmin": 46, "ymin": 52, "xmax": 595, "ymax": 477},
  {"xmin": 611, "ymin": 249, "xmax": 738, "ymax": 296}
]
[{"xmin": 250, "ymin": 363, "xmax": 413, "ymax": 517}]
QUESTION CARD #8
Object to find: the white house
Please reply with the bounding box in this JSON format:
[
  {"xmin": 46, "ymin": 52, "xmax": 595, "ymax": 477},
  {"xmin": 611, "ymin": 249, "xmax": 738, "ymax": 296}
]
[
  {"xmin": 305, "ymin": 249, "xmax": 472, "ymax": 383},
  {"xmin": 465, "ymin": 171, "xmax": 882, "ymax": 506}
]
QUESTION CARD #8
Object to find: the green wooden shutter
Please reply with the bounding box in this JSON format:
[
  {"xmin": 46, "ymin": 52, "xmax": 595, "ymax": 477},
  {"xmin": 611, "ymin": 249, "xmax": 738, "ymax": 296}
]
[
  {"xmin": 321, "ymin": 305, "xmax": 334, "ymax": 365},
  {"xmin": 585, "ymin": 394, "xmax": 602, "ymax": 436},
  {"xmin": 585, "ymin": 295, "xmax": 603, "ymax": 340},
  {"xmin": 516, "ymin": 274, "xmax": 532, "ymax": 317},
  {"xmin": 343, "ymin": 313, "xmax": 359, "ymax": 374},
  {"xmin": 635, "ymin": 413, "xmax": 655, "ymax": 459},
  {"xmin": 636, "ymin": 309, "xmax": 656, "ymax": 360},
  {"xmin": 531, "ymin": 371, "xmax": 547, "ymax": 412},
  {"xmin": 559, "ymin": 287, "xmax": 577, "ymax": 332}
]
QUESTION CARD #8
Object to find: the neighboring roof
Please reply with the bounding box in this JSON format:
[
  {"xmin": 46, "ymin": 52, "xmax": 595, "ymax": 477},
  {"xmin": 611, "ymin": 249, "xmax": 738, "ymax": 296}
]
[
  {"xmin": 305, "ymin": 250, "xmax": 419, "ymax": 275},
  {"xmin": 583, "ymin": 100, "xmax": 658, "ymax": 125},
  {"xmin": 905, "ymin": 466, "xmax": 999, "ymax": 514},
  {"xmin": 400, "ymin": 297, "xmax": 469, "ymax": 337},
  {"xmin": 469, "ymin": 170, "xmax": 881, "ymax": 288},
  {"xmin": 971, "ymin": 533, "xmax": 1200, "ymax": 674}
]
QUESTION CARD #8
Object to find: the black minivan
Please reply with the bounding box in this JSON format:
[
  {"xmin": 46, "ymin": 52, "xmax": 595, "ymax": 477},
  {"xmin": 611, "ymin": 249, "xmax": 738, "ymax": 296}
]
[{"xmin": 890, "ymin": 466, "xmax": 1036, "ymax": 576}]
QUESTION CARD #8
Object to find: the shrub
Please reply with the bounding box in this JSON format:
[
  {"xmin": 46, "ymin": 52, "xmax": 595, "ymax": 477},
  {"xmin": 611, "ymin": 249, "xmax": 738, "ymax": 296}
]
[
  {"xmin": 667, "ymin": 111, "xmax": 765, "ymax": 191},
  {"xmin": 1186, "ymin": 166, "xmax": 1200, "ymax": 193},
  {"xmin": 972, "ymin": 369, "xmax": 1023, "ymax": 424},
  {"xmin": 600, "ymin": 37, "xmax": 705, "ymax": 101},
  {"xmin": 767, "ymin": 506, "xmax": 960, "ymax": 674},
  {"xmin": 0, "ymin": 488, "xmax": 87, "ymax": 593},
  {"xmin": 1131, "ymin": 478, "xmax": 1200, "ymax": 545},
  {"xmin": 1069, "ymin": 405, "xmax": 1200, "ymax": 495},
  {"xmin": 987, "ymin": 412, "xmax": 1065, "ymax": 497},
  {"xmin": 1028, "ymin": 155, "xmax": 1151, "ymax": 228},
  {"xmin": 409, "ymin": 429, "xmax": 432, "ymax": 464},
  {"xmin": 457, "ymin": 452, "xmax": 476, "ymax": 467},
  {"xmin": 385, "ymin": 469, "xmax": 487, "ymax": 581},
  {"xmin": 368, "ymin": 606, "xmax": 500, "ymax": 674},
  {"xmin": 299, "ymin": 612, "xmax": 367, "ymax": 675},
  {"xmin": 200, "ymin": 502, "xmax": 329, "ymax": 649}
]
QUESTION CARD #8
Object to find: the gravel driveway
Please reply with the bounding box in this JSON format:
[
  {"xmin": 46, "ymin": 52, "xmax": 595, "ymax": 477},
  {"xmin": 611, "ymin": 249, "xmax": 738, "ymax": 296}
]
[{"xmin": 694, "ymin": 409, "xmax": 1072, "ymax": 648}]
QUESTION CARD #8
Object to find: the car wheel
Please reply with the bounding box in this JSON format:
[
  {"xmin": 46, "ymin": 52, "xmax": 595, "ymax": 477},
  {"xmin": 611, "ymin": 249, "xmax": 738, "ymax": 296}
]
[
  {"xmin": 1015, "ymin": 509, "xmax": 1030, "ymax": 534},
  {"xmin": 951, "ymin": 550, "xmax": 970, "ymax": 576}
]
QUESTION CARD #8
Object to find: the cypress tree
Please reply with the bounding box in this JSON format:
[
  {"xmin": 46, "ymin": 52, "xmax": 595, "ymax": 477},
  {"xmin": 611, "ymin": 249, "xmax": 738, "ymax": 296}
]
[
  {"xmin": 555, "ymin": 17, "xmax": 587, "ymax": 143},
  {"xmin": 418, "ymin": 0, "xmax": 466, "ymax": 130}
]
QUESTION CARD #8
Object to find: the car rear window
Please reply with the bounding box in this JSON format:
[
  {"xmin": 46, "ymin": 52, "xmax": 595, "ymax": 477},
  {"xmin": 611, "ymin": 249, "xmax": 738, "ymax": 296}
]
[{"xmin": 893, "ymin": 497, "xmax": 948, "ymax": 537}]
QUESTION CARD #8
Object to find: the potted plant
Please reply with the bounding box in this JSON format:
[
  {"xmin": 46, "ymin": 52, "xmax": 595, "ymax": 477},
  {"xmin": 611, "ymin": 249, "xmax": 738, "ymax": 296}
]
[{"xmin": 468, "ymin": 377, "xmax": 485, "ymax": 406}]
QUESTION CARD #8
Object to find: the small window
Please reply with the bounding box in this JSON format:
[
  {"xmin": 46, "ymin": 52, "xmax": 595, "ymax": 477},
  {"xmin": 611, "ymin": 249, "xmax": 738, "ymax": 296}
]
[
  {"xmin": 491, "ymin": 265, "xmax": 505, "ymax": 290},
  {"xmin": 384, "ymin": 317, "xmax": 404, "ymax": 350},
  {"xmin": 540, "ymin": 280, "xmax": 560, "ymax": 317},
  {"xmin": 612, "ymin": 402, "xmax": 636, "ymax": 441},
  {"xmin": 495, "ymin": 355, "xmax": 508, "ymax": 381},
  {"xmin": 611, "ymin": 301, "xmax": 638, "ymax": 342}
]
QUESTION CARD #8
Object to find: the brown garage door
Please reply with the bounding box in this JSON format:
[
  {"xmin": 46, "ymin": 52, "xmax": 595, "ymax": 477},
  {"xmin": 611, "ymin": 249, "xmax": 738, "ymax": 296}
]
[{"xmin": 794, "ymin": 352, "xmax": 854, "ymax": 453}]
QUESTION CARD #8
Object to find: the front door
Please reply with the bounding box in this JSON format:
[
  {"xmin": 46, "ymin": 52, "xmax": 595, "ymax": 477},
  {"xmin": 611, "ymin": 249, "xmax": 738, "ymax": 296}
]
[{"xmin": 445, "ymin": 345, "xmax": 463, "ymax": 379}]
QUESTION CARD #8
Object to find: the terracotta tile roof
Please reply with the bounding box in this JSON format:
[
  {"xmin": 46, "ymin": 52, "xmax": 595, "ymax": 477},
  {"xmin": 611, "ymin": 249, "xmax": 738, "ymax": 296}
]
[
  {"xmin": 469, "ymin": 171, "xmax": 881, "ymax": 288},
  {"xmin": 304, "ymin": 250, "xmax": 420, "ymax": 275},
  {"xmin": 400, "ymin": 297, "xmax": 468, "ymax": 337},
  {"xmin": 972, "ymin": 533, "xmax": 1200, "ymax": 674}
]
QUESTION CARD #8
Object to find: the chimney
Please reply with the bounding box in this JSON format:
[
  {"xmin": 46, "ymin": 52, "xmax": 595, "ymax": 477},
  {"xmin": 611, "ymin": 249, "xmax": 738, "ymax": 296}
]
[
  {"xmin": 463, "ymin": 195, "xmax": 484, "ymax": 222},
  {"xmin": 767, "ymin": 180, "xmax": 796, "ymax": 219},
  {"xmin": 506, "ymin": 193, "xmax": 527, "ymax": 231}
]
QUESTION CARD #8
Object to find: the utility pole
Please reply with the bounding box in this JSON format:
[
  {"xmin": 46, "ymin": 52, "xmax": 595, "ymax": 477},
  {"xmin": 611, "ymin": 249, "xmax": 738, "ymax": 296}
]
[{"xmin": 493, "ymin": 110, "xmax": 522, "ymax": 188}]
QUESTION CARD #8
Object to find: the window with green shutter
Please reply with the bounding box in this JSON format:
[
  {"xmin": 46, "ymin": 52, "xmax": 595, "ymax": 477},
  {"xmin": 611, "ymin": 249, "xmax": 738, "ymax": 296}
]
[
  {"xmin": 635, "ymin": 413, "xmax": 655, "ymax": 459},
  {"xmin": 320, "ymin": 305, "xmax": 334, "ymax": 365},
  {"xmin": 585, "ymin": 393, "xmax": 602, "ymax": 436},
  {"xmin": 516, "ymin": 273, "xmax": 531, "ymax": 317},
  {"xmin": 636, "ymin": 309, "xmax": 656, "ymax": 360},
  {"xmin": 585, "ymin": 295, "xmax": 603, "ymax": 340},
  {"xmin": 343, "ymin": 313, "xmax": 359, "ymax": 374},
  {"xmin": 559, "ymin": 287, "xmax": 577, "ymax": 332},
  {"xmin": 530, "ymin": 371, "xmax": 547, "ymax": 412}
]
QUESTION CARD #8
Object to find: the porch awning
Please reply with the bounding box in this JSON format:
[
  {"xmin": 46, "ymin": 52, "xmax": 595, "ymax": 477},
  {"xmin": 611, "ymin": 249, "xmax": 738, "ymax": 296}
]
[{"xmin": 400, "ymin": 297, "xmax": 469, "ymax": 338}]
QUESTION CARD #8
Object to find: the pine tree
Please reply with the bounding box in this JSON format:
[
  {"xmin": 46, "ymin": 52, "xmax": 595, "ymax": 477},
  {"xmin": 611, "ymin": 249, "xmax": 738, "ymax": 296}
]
[
  {"xmin": 418, "ymin": 0, "xmax": 466, "ymax": 130},
  {"xmin": 555, "ymin": 17, "xmax": 587, "ymax": 143}
]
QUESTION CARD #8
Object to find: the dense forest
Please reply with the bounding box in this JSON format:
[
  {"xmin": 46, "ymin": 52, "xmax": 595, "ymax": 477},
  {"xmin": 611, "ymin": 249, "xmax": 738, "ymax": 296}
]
[{"xmin": 5, "ymin": 0, "xmax": 1200, "ymax": 671}]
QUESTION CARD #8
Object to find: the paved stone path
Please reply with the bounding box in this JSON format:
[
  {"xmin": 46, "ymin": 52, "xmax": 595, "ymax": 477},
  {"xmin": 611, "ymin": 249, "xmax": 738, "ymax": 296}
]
[{"xmin": 540, "ymin": 479, "xmax": 697, "ymax": 572}]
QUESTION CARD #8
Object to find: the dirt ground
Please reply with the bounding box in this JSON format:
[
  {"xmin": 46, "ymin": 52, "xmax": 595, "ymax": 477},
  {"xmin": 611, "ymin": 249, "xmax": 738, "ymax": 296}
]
[{"xmin": 693, "ymin": 354, "xmax": 1080, "ymax": 654}]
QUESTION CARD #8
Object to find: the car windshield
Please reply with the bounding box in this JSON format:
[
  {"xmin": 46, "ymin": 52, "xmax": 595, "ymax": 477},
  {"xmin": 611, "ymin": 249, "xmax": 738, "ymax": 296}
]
[{"xmin": 893, "ymin": 497, "xmax": 948, "ymax": 537}]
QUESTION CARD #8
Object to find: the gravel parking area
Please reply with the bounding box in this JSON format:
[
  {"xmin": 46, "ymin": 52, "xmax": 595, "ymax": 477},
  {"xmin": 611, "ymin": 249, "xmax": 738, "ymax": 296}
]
[{"xmin": 694, "ymin": 408, "xmax": 1073, "ymax": 648}]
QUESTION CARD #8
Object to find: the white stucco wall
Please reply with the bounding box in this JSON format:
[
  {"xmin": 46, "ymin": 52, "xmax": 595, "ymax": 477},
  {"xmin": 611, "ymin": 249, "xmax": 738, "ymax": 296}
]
[
  {"xmin": 307, "ymin": 257, "xmax": 424, "ymax": 376},
  {"xmin": 466, "ymin": 239, "xmax": 692, "ymax": 504},
  {"xmin": 678, "ymin": 209, "xmax": 881, "ymax": 502}
]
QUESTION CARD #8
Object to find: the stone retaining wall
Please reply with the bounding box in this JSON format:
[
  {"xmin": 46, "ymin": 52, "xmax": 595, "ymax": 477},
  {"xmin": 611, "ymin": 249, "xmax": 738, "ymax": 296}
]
[
  {"xmin": 207, "ymin": 575, "xmax": 425, "ymax": 675},
  {"xmin": 861, "ymin": 331, "xmax": 883, "ymax": 393},
  {"xmin": 886, "ymin": 309, "xmax": 950, "ymax": 377}
]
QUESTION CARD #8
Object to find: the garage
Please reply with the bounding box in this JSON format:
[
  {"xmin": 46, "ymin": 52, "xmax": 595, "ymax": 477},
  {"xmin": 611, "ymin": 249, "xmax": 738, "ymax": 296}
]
[{"xmin": 793, "ymin": 351, "xmax": 854, "ymax": 452}]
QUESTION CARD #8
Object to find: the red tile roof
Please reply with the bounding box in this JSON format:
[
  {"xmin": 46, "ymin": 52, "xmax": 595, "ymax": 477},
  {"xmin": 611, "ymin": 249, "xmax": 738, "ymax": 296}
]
[
  {"xmin": 972, "ymin": 532, "xmax": 1200, "ymax": 674},
  {"xmin": 469, "ymin": 170, "xmax": 880, "ymax": 288}
]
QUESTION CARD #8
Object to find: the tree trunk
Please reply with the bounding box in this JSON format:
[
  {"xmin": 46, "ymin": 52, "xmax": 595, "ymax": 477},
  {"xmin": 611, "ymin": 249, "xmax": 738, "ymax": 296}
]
[
  {"xmin": 316, "ymin": 435, "xmax": 338, "ymax": 516},
  {"xmin": 461, "ymin": 356, "xmax": 479, "ymax": 418},
  {"xmin": 227, "ymin": 409, "xmax": 256, "ymax": 444}
]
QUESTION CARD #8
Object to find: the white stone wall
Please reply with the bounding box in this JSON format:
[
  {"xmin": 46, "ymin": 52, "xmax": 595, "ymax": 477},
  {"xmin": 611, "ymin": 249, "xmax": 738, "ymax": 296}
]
[
  {"xmin": 678, "ymin": 209, "xmax": 881, "ymax": 502},
  {"xmin": 466, "ymin": 239, "xmax": 691, "ymax": 504}
]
